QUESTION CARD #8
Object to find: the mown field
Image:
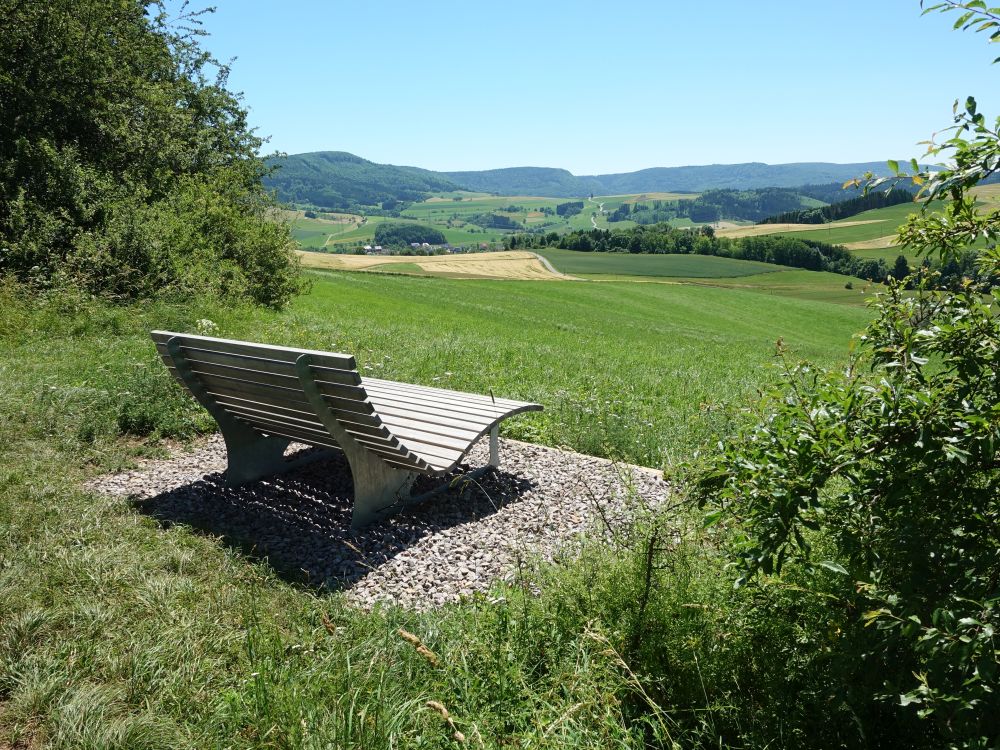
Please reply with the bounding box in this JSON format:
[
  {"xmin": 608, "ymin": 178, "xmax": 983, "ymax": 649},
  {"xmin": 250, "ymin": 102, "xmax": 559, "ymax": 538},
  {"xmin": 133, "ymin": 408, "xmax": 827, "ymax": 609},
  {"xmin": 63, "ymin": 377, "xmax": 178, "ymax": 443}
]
[
  {"xmin": 535, "ymin": 247, "xmax": 786, "ymax": 278},
  {"xmin": 296, "ymin": 250, "xmax": 565, "ymax": 280},
  {"xmin": 0, "ymin": 268, "xmax": 876, "ymax": 748}
]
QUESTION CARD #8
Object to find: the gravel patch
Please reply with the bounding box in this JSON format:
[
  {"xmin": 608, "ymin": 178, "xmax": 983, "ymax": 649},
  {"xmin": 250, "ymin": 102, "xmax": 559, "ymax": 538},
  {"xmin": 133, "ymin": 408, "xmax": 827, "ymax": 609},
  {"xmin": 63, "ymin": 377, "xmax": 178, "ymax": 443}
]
[{"xmin": 88, "ymin": 434, "xmax": 670, "ymax": 610}]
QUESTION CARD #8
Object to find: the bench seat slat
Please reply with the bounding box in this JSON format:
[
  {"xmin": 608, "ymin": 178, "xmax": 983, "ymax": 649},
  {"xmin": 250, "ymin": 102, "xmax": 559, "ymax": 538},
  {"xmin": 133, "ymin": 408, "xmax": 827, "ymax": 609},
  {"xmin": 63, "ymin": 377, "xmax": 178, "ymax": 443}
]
[
  {"xmin": 378, "ymin": 407, "xmax": 497, "ymax": 435},
  {"xmin": 388, "ymin": 424, "xmax": 479, "ymax": 454},
  {"xmin": 364, "ymin": 384, "xmax": 526, "ymax": 413},
  {"xmin": 363, "ymin": 377, "xmax": 530, "ymax": 409},
  {"xmin": 366, "ymin": 391, "xmax": 510, "ymax": 422},
  {"xmin": 379, "ymin": 413, "xmax": 484, "ymax": 442}
]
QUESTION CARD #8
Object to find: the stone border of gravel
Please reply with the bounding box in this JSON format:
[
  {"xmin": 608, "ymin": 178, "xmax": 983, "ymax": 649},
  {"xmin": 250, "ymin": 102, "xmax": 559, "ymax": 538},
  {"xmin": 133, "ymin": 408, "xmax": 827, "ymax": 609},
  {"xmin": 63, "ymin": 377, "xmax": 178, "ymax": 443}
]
[{"xmin": 88, "ymin": 434, "xmax": 670, "ymax": 610}]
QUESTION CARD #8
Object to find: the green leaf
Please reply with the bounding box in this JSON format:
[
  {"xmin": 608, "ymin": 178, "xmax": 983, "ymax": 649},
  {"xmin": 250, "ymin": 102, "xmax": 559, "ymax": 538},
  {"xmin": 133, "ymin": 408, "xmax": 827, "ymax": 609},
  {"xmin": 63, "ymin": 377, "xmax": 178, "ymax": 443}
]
[
  {"xmin": 702, "ymin": 509, "xmax": 723, "ymax": 528},
  {"xmin": 818, "ymin": 560, "xmax": 848, "ymax": 575}
]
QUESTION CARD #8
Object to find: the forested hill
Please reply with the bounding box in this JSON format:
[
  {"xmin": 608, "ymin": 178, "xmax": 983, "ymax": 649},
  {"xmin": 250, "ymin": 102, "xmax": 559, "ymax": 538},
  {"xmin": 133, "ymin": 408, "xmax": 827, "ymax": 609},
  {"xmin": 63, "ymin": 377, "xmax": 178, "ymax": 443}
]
[
  {"xmin": 265, "ymin": 151, "xmax": 917, "ymax": 209},
  {"xmin": 588, "ymin": 162, "xmax": 898, "ymax": 195},
  {"xmin": 263, "ymin": 151, "xmax": 461, "ymax": 211},
  {"xmin": 441, "ymin": 167, "xmax": 604, "ymax": 197}
]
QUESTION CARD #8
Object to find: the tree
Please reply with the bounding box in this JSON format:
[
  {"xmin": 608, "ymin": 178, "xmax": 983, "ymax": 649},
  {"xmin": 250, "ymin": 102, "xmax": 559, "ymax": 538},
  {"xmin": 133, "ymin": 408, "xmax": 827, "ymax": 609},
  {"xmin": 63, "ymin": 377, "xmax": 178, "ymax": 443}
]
[
  {"xmin": 0, "ymin": 0, "xmax": 300, "ymax": 307},
  {"xmin": 695, "ymin": 4, "xmax": 1000, "ymax": 746},
  {"xmin": 891, "ymin": 253, "xmax": 911, "ymax": 280}
]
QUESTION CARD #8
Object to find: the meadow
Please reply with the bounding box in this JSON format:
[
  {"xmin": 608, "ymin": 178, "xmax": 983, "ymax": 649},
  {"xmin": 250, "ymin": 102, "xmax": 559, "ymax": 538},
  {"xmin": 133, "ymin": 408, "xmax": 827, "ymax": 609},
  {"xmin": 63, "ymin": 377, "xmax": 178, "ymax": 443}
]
[
  {"xmin": 0, "ymin": 267, "xmax": 881, "ymax": 748},
  {"xmin": 535, "ymin": 247, "xmax": 787, "ymax": 278}
]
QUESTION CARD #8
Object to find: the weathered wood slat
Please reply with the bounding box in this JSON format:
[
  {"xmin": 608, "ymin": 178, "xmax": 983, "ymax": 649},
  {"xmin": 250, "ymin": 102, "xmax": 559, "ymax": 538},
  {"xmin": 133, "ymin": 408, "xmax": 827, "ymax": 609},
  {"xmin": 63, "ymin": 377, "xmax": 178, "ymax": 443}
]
[
  {"xmin": 218, "ymin": 401, "xmax": 326, "ymax": 432},
  {"xmin": 212, "ymin": 394, "xmax": 318, "ymax": 422},
  {"xmin": 234, "ymin": 413, "xmax": 335, "ymax": 442},
  {"xmin": 364, "ymin": 383, "xmax": 517, "ymax": 412},
  {"xmin": 387, "ymin": 424, "xmax": 478, "ymax": 453},
  {"xmin": 308, "ymin": 378, "xmax": 373, "ymax": 404},
  {"xmin": 379, "ymin": 413, "xmax": 484, "ymax": 442},
  {"xmin": 363, "ymin": 377, "xmax": 529, "ymax": 409},
  {"xmin": 193, "ymin": 370, "xmax": 365, "ymax": 405},
  {"xmin": 157, "ymin": 347, "xmax": 362, "ymax": 387},
  {"xmin": 195, "ymin": 375, "xmax": 312, "ymax": 408},
  {"xmin": 320, "ymin": 394, "xmax": 376, "ymax": 417},
  {"xmin": 405, "ymin": 443, "xmax": 465, "ymax": 466},
  {"xmin": 249, "ymin": 426, "xmax": 340, "ymax": 451},
  {"xmin": 367, "ymin": 391, "xmax": 507, "ymax": 422},
  {"xmin": 174, "ymin": 358, "xmax": 302, "ymax": 391},
  {"xmin": 152, "ymin": 330, "xmax": 356, "ymax": 371},
  {"xmin": 379, "ymin": 409, "xmax": 493, "ymax": 437}
]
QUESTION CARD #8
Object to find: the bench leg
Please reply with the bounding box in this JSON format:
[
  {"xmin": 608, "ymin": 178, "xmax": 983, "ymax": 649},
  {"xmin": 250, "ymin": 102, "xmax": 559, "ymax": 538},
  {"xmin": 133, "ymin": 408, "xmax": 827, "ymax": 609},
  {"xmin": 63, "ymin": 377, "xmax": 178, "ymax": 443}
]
[
  {"xmin": 220, "ymin": 427, "xmax": 292, "ymax": 487},
  {"xmin": 489, "ymin": 425, "xmax": 500, "ymax": 468},
  {"xmin": 347, "ymin": 451, "xmax": 417, "ymax": 528}
]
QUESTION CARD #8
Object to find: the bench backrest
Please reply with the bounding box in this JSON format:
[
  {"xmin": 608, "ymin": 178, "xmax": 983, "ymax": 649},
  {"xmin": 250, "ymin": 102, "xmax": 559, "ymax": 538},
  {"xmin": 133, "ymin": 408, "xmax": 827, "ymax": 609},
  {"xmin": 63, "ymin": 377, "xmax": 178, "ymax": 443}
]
[{"xmin": 151, "ymin": 331, "xmax": 430, "ymax": 472}]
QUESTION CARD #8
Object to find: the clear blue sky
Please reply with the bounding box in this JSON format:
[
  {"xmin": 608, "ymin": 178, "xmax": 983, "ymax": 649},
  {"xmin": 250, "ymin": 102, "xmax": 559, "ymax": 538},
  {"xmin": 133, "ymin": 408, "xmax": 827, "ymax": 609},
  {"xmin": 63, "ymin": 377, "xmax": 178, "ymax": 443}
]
[{"xmin": 182, "ymin": 1, "xmax": 1000, "ymax": 174}]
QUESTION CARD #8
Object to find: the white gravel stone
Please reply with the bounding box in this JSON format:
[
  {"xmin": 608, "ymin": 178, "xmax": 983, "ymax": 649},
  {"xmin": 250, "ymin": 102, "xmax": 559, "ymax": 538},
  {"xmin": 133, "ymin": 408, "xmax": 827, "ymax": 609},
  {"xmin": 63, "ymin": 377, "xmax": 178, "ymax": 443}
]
[{"xmin": 87, "ymin": 434, "xmax": 670, "ymax": 610}]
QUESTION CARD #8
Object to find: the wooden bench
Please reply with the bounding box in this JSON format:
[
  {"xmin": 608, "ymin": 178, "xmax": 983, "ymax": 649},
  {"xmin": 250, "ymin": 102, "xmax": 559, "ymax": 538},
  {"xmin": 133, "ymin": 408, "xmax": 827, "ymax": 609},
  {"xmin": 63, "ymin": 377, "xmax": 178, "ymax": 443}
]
[{"xmin": 151, "ymin": 331, "xmax": 543, "ymax": 527}]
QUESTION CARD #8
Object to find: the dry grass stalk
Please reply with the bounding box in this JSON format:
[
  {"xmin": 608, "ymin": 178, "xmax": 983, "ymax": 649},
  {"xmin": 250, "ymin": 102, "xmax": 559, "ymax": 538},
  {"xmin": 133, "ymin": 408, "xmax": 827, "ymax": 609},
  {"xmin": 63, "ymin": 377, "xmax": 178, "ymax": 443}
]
[
  {"xmin": 321, "ymin": 612, "xmax": 337, "ymax": 636},
  {"xmin": 398, "ymin": 628, "xmax": 439, "ymax": 667},
  {"xmin": 426, "ymin": 700, "xmax": 466, "ymax": 743}
]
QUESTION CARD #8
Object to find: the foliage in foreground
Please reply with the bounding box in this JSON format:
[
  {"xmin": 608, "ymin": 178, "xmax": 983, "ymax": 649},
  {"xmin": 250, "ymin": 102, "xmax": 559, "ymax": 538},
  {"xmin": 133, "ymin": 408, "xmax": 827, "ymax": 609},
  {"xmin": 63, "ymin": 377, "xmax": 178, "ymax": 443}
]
[
  {"xmin": 694, "ymin": 5, "xmax": 1000, "ymax": 745},
  {"xmin": 0, "ymin": 0, "xmax": 301, "ymax": 307},
  {"xmin": 696, "ymin": 276, "xmax": 1000, "ymax": 747}
]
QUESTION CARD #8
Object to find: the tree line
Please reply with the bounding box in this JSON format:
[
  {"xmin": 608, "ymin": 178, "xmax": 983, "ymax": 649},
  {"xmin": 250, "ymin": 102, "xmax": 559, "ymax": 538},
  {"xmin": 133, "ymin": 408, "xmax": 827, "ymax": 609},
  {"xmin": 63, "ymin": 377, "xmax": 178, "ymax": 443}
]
[
  {"xmin": 607, "ymin": 188, "xmax": 812, "ymax": 224},
  {"xmin": 506, "ymin": 223, "xmax": 895, "ymax": 282},
  {"xmin": 759, "ymin": 188, "xmax": 914, "ymax": 224}
]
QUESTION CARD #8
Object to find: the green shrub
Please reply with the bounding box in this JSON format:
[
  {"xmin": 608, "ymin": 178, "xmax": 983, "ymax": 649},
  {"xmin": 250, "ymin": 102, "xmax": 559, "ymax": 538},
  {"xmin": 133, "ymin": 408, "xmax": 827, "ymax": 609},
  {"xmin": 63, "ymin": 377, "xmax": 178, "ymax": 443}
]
[{"xmin": 0, "ymin": 0, "xmax": 301, "ymax": 307}]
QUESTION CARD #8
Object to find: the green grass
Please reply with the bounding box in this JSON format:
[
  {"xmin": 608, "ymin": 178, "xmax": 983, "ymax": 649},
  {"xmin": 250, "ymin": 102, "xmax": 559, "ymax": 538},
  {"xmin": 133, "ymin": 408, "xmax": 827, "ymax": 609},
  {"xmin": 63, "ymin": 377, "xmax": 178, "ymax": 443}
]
[
  {"xmin": 771, "ymin": 201, "xmax": 926, "ymax": 245},
  {"xmin": 538, "ymin": 247, "xmax": 788, "ymax": 278},
  {"xmin": 289, "ymin": 193, "xmax": 719, "ymax": 250},
  {"xmin": 674, "ymin": 269, "xmax": 875, "ymax": 305},
  {"xmin": 0, "ymin": 275, "xmax": 874, "ymax": 748}
]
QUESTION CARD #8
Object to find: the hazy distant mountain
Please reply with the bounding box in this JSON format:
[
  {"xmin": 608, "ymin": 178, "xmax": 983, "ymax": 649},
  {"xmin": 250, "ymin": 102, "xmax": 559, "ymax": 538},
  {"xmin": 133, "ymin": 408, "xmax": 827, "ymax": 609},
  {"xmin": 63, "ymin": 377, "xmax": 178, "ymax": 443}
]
[
  {"xmin": 264, "ymin": 151, "xmax": 909, "ymax": 209},
  {"xmin": 586, "ymin": 162, "xmax": 899, "ymax": 195},
  {"xmin": 440, "ymin": 167, "xmax": 603, "ymax": 198}
]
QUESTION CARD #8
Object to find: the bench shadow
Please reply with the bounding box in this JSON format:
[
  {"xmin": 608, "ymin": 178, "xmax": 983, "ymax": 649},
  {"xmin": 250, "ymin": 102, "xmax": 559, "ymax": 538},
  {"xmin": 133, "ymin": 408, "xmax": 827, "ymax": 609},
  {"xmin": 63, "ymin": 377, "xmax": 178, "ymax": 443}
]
[{"xmin": 131, "ymin": 447, "xmax": 536, "ymax": 592}]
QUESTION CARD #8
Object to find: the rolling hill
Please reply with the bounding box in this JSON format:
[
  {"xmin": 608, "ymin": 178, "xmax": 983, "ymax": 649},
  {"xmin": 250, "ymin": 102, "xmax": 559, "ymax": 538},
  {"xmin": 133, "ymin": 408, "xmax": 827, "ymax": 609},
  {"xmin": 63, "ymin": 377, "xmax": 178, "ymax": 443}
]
[
  {"xmin": 263, "ymin": 151, "xmax": 461, "ymax": 211},
  {"xmin": 265, "ymin": 151, "xmax": 924, "ymax": 209}
]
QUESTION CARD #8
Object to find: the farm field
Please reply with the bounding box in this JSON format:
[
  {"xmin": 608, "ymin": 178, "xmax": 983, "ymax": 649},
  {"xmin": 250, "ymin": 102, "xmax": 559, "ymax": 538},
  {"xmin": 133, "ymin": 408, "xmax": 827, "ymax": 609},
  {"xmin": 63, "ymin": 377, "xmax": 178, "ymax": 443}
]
[
  {"xmin": 296, "ymin": 249, "xmax": 566, "ymax": 280},
  {"xmin": 675, "ymin": 269, "xmax": 875, "ymax": 305},
  {"xmin": 285, "ymin": 192, "xmax": 704, "ymax": 249},
  {"xmin": 289, "ymin": 270, "xmax": 869, "ymax": 467},
  {"xmin": 536, "ymin": 247, "xmax": 788, "ymax": 278}
]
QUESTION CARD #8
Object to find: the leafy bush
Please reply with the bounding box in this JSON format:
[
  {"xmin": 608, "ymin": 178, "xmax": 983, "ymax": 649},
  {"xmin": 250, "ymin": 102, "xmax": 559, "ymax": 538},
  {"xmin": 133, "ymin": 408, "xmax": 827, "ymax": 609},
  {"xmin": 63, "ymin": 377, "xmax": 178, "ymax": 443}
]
[
  {"xmin": 691, "ymin": 5, "xmax": 1000, "ymax": 744},
  {"xmin": 0, "ymin": 0, "xmax": 301, "ymax": 307}
]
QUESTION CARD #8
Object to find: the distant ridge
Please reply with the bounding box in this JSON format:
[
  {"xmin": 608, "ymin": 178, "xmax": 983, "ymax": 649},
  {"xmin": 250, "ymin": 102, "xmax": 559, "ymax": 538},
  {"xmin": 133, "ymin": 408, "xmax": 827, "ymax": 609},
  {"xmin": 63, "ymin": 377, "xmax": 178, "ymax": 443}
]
[
  {"xmin": 263, "ymin": 151, "xmax": 461, "ymax": 211},
  {"xmin": 264, "ymin": 151, "xmax": 914, "ymax": 209}
]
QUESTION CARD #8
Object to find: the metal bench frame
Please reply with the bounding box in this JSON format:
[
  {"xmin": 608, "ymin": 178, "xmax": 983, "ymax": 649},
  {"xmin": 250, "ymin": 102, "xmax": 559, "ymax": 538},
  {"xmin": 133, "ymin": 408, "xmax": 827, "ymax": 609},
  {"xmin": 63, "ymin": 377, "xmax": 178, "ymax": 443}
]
[{"xmin": 153, "ymin": 331, "xmax": 542, "ymax": 527}]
